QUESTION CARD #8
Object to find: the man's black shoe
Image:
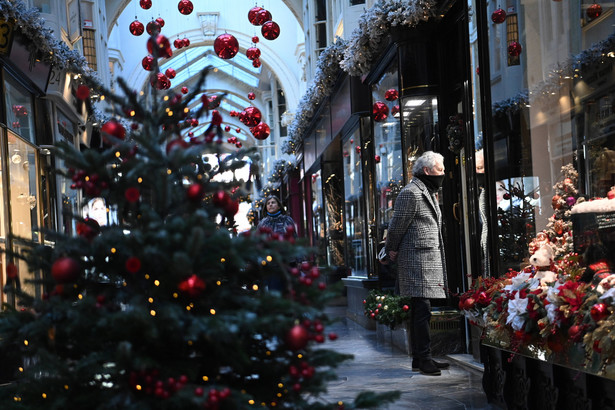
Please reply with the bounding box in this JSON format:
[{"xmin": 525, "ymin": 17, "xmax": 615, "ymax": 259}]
[
  {"xmin": 418, "ymin": 359, "xmax": 441, "ymax": 376},
  {"xmin": 412, "ymin": 359, "xmax": 450, "ymax": 371}
]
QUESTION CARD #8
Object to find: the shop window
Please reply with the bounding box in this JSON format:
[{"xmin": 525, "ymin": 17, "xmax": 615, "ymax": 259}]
[
  {"xmin": 82, "ymin": 28, "xmax": 97, "ymax": 71},
  {"xmin": 4, "ymin": 74, "xmax": 35, "ymax": 144},
  {"xmin": 278, "ymin": 88, "xmax": 287, "ymax": 137},
  {"xmin": 55, "ymin": 109, "xmax": 80, "ymax": 235},
  {"xmin": 310, "ymin": 171, "xmax": 327, "ymax": 265},
  {"xmin": 506, "ymin": 15, "xmax": 520, "ymax": 66},
  {"xmin": 314, "ymin": 0, "xmax": 327, "ymax": 56},
  {"xmin": 350, "ymin": 0, "xmax": 365, "ymax": 5}
]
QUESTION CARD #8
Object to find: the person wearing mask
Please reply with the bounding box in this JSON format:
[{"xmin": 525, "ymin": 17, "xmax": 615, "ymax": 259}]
[{"xmin": 385, "ymin": 151, "xmax": 450, "ymax": 376}]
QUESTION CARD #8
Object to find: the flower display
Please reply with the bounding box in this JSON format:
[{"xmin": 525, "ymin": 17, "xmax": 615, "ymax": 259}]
[{"xmin": 363, "ymin": 290, "xmax": 412, "ymax": 329}]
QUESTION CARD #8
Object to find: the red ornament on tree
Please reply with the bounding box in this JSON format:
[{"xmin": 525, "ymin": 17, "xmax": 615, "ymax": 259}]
[
  {"xmin": 591, "ymin": 303, "xmax": 609, "ymax": 322},
  {"xmin": 372, "ymin": 101, "xmax": 389, "ymax": 122},
  {"xmin": 248, "ymin": 6, "xmax": 263, "ymax": 25},
  {"xmin": 125, "ymin": 187, "xmax": 141, "ymax": 203},
  {"xmin": 251, "ymin": 122, "xmax": 270, "ymax": 140},
  {"xmin": 51, "ymin": 257, "xmax": 82, "ymax": 283},
  {"xmin": 141, "ymin": 55, "xmax": 155, "ymax": 71},
  {"xmin": 166, "ymin": 138, "xmax": 189, "ymax": 154},
  {"xmin": 125, "ymin": 257, "xmax": 142, "ymax": 273},
  {"xmin": 248, "ymin": 92, "xmax": 256, "ymax": 100},
  {"xmin": 239, "ymin": 106, "xmax": 262, "ymax": 127},
  {"xmin": 187, "ymin": 183, "xmax": 204, "ymax": 202},
  {"xmin": 178, "ymin": 274, "xmax": 206, "ymax": 297},
  {"xmin": 101, "ymin": 119, "xmax": 126, "ymax": 141},
  {"xmin": 261, "ymin": 21, "xmax": 280, "ymax": 40},
  {"xmin": 246, "ymin": 47, "xmax": 261, "ymax": 61},
  {"xmin": 587, "ymin": 3, "xmax": 602, "ymax": 19},
  {"xmin": 508, "ymin": 41, "xmax": 522, "ymax": 57},
  {"xmin": 146, "ymin": 20, "xmax": 161, "ymax": 35},
  {"xmin": 76, "ymin": 218, "xmax": 100, "ymax": 241},
  {"xmin": 165, "ymin": 68, "xmax": 176, "ymax": 79},
  {"xmin": 491, "ymin": 8, "xmax": 507, "ymax": 24},
  {"xmin": 129, "ymin": 20, "xmax": 145, "ymax": 36},
  {"xmin": 139, "ymin": 0, "xmax": 152, "ymax": 9},
  {"xmin": 177, "ymin": 0, "xmax": 194, "ymax": 15},
  {"xmin": 252, "ymin": 58, "xmax": 262, "ymax": 68},
  {"xmin": 256, "ymin": 9, "xmax": 272, "ymax": 25},
  {"xmin": 150, "ymin": 72, "xmax": 170, "ymax": 90},
  {"xmin": 213, "ymin": 190, "xmax": 230, "ymax": 208},
  {"xmin": 384, "ymin": 89, "xmax": 399, "ymax": 101},
  {"xmin": 214, "ymin": 33, "xmax": 239, "ymax": 59},
  {"xmin": 76, "ymin": 85, "xmax": 90, "ymax": 100},
  {"xmin": 286, "ymin": 325, "xmax": 309, "ymax": 350}
]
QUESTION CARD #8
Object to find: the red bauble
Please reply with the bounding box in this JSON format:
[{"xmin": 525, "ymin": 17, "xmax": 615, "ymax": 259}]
[
  {"xmin": 187, "ymin": 183, "xmax": 204, "ymax": 202},
  {"xmin": 252, "ymin": 58, "xmax": 262, "ymax": 68},
  {"xmin": 213, "ymin": 190, "xmax": 230, "ymax": 208},
  {"xmin": 248, "ymin": 6, "xmax": 264, "ymax": 25},
  {"xmin": 146, "ymin": 20, "xmax": 161, "ymax": 35},
  {"xmin": 174, "ymin": 38, "xmax": 183, "ymax": 49},
  {"xmin": 125, "ymin": 257, "xmax": 142, "ymax": 273},
  {"xmin": 591, "ymin": 303, "xmax": 609, "ymax": 322},
  {"xmin": 372, "ymin": 101, "xmax": 389, "ymax": 122},
  {"xmin": 76, "ymin": 85, "xmax": 90, "ymax": 100},
  {"xmin": 155, "ymin": 17, "xmax": 165, "ymax": 28},
  {"xmin": 256, "ymin": 9, "xmax": 272, "ymax": 25},
  {"xmin": 165, "ymin": 68, "xmax": 176, "ymax": 79},
  {"xmin": 166, "ymin": 138, "xmax": 189, "ymax": 154},
  {"xmin": 51, "ymin": 257, "xmax": 82, "ymax": 283},
  {"xmin": 246, "ymin": 47, "xmax": 261, "ymax": 61},
  {"xmin": 76, "ymin": 217, "xmax": 100, "ymax": 241},
  {"xmin": 141, "ymin": 55, "xmax": 155, "ymax": 71},
  {"xmin": 182, "ymin": 38, "xmax": 190, "ymax": 47},
  {"xmin": 177, "ymin": 0, "xmax": 194, "ymax": 15},
  {"xmin": 261, "ymin": 21, "xmax": 280, "ymax": 40},
  {"xmin": 384, "ymin": 88, "xmax": 399, "ymax": 101},
  {"xmin": 181, "ymin": 86, "xmax": 189, "ymax": 94},
  {"xmin": 139, "ymin": 0, "xmax": 152, "ymax": 9},
  {"xmin": 129, "ymin": 20, "xmax": 145, "ymax": 36},
  {"xmin": 6, "ymin": 263, "xmax": 18, "ymax": 280},
  {"xmin": 391, "ymin": 104, "xmax": 400, "ymax": 117},
  {"xmin": 251, "ymin": 122, "xmax": 270, "ymax": 140},
  {"xmin": 225, "ymin": 200, "xmax": 239, "ymax": 216},
  {"xmin": 211, "ymin": 110, "xmax": 223, "ymax": 126},
  {"xmin": 286, "ymin": 325, "xmax": 309, "ymax": 350},
  {"xmin": 491, "ymin": 8, "xmax": 507, "ymax": 24},
  {"xmin": 101, "ymin": 119, "xmax": 126, "ymax": 141},
  {"xmin": 147, "ymin": 34, "xmax": 172, "ymax": 58},
  {"xmin": 355, "ymin": 145, "xmax": 361, "ymax": 154},
  {"xmin": 235, "ymin": 127, "xmax": 241, "ymax": 133},
  {"xmin": 224, "ymin": 126, "xmax": 231, "ymax": 132},
  {"xmin": 248, "ymin": 92, "xmax": 256, "ymax": 100},
  {"xmin": 125, "ymin": 187, "xmax": 141, "ymax": 203},
  {"xmin": 178, "ymin": 274, "xmax": 206, "ymax": 297},
  {"xmin": 252, "ymin": 36, "xmax": 259, "ymax": 43},
  {"xmin": 587, "ymin": 3, "xmax": 602, "ymax": 19},
  {"xmin": 214, "ymin": 33, "xmax": 239, "ymax": 59},
  {"xmin": 239, "ymin": 106, "xmax": 262, "ymax": 127},
  {"xmin": 375, "ymin": 155, "xmax": 381, "ymax": 163},
  {"xmin": 552, "ymin": 195, "xmax": 562, "ymax": 210},
  {"xmin": 508, "ymin": 41, "xmax": 522, "ymax": 57},
  {"xmin": 150, "ymin": 72, "xmax": 170, "ymax": 90}
]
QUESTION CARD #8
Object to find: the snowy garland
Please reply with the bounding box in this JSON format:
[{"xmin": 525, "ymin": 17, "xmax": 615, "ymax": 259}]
[
  {"xmin": 268, "ymin": 159, "xmax": 298, "ymax": 185},
  {"xmin": 340, "ymin": 0, "xmax": 437, "ymax": 77}
]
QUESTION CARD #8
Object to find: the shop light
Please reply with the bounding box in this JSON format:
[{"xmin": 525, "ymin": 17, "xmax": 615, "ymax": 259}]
[{"xmin": 404, "ymin": 99, "xmax": 425, "ymax": 107}]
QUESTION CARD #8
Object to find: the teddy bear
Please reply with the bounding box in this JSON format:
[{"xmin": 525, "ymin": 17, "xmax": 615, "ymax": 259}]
[{"xmin": 529, "ymin": 244, "xmax": 558, "ymax": 286}]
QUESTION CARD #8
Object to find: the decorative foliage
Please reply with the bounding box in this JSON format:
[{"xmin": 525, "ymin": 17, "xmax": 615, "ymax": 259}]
[
  {"xmin": 268, "ymin": 159, "xmax": 298, "ymax": 184},
  {"xmin": 363, "ymin": 290, "xmax": 412, "ymax": 329}
]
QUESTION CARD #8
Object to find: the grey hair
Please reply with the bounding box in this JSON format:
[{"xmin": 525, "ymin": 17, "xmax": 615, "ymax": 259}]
[{"xmin": 412, "ymin": 151, "xmax": 444, "ymax": 175}]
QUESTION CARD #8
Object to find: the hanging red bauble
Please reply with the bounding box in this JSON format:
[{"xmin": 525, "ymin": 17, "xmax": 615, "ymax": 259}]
[
  {"xmin": 146, "ymin": 20, "xmax": 161, "ymax": 35},
  {"xmin": 150, "ymin": 72, "xmax": 170, "ymax": 90},
  {"xmin": 156, "ymin": 17, "xmax": 165, "ymax": 27},
  {"xmin": 125, "ymin": 257, "xmax": 142, "ymax": 273},
  {"xmin": 229, "ymin": 110, "xmax": 238, "ymax": 117},
  {"xmin": 125, "ymin": 187, "xmax": 141, "ymax": 203},
  {"xmin": 384, "ymin": 89, "xmax": 399, "ymax": 101},
  {"xmin": 174, "ymin": 38, "xmax": 183, "ymax": 49},
  {"xmin": 147, "ymin": 34, "xmax": 172, "ymax": 58},
  {"xmin": 101, "ymin": 119, "xmax": 126, "ymax": 141},
  {"xmin": 166, "ymin": 138, "xmax": 189, "ymax": 154},
  {"xmin": 178, "ymin": 0, "xmax": 194, "ymax": 15},
  {"xmin": 139, "ymin": 0, "xmax": 152, "ymax": 9},
  {"xmin": 391, "ymin": 105, "xmax": 400, "ymax": 117},
  {"xmin": 181, "ymin": 86, "xmax": 189, "ymax": 94},
  {"xmin": 251, "ymin": 122, "xmax": 270, "ymax": 140},
  {"xmin": 375, "ymin": 155, "xmax": 381, "ymax": 163},
  {"xmin": 261, "ymin": 21, "xmax": 280, "ymax": 40},
  {"xmin": 76, "ymin": 218, "xmax": 100, "ymax": 241},
  {"xmin": 508, "ymin": 41, "xmax": 522, "ymax": 57},
  {"xmin": 252, "ymin": 36, "xmax": 259, "ymax": 43},
  {"xmin": 372, "ymin": 101, "xmax": 389, "ymax": 122},
  {"xmin": 165, "ymin": 68, "xmax": 176, "ymax": 79},
  {"xmin": 587, "ymin": 3, "xmax": 602, "ymax": 19},
  {"xmin": 355, "ymin": 145, "xmax": 361, "ymax": 154},
  {"xmin": 141, "ymin": 55, "xmax": 155, "ymax": 71},
  {"xmin": 246, "ymin": 47, "xmax": 261, "ymax": 60},
  {"xmin": 214, "ymin": 33, "xmax": 239, "ymax": 59},
  {"xmin": 51, "ymin": 257, "xmax": 82, "ymax": 283},
  {"xmin": 248, "ymin": 6, "xmax": 264, "ymax": 25},
  {"xmin": 178, "ymin": 274, "xmax": 206, "ymax": 297},
  {"xmin": 256, "ymin": 9, "xmax": 272, "ymax": 25},
  {"xmin": 235, "ymin": 127, "xmax": 241, "ymax": 132},
  {"xmin": 239, "ymin": 106, "xmax": 262, "ymax": 127},
  {"xmin": 491, "ymin": 8, "xmax": 507, "ymax": 24},
  {"xmin": 591, "ymin": 303, "xmax": 609, "ymax": 322},
  {"xmin": 286, "ymin": 325, "xmax": 309, "ymax": 350},
  {"xmin": 182, "ymin": 38, "xmax": 190, "ymax": 47},
  {"xmin": 76, "ymin": 85, "xmax": 90, "ymax": 100},
  {"xmin": 252, "ymin": 58, "xmax": 262, "ymax": 68},
  {"xmin": 129, "ymin": 20, "xmax": 145, "ymax": 36},
  {"xmin": 187, "ymin": 183, "xmax": 204, "ymax": 202},
  {"xmin": 224, "ymin": 126, "xmax": 231, "ymax": 132},
  {"xmin": 248, "ymin": 92, "xmax": 256, "ymax": 100}
]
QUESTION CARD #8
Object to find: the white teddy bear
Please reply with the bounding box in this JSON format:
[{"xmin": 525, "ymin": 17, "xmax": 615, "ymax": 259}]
[{"xmin": 529, "ymin": 244, "xmax": 558, "ymax": 286}]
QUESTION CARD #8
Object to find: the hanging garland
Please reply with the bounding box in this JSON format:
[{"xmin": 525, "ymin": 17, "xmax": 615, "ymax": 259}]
[{"xmin": 268, "ymin": 159, "xmax": 298, "ymax": 184}]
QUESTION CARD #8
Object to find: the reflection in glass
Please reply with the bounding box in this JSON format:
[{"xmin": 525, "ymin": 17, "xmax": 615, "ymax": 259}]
[
  {"xmin": 4, "ymin": 73, "xmax": 35, "ymax": 144},
  {"xmin": 343, "ymin": 131, "xmax": 367, "ymax": 276}
]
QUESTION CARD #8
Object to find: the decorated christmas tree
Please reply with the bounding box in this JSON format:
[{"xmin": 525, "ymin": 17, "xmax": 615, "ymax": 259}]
[{"xmin": 0, "ymin": 32, "xmax": 398, "ymax": 410}]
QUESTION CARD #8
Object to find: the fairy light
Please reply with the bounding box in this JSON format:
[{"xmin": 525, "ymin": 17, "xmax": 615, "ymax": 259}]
[
  {"xmin": 148, "ymin": 297, "xmax": 153, "ymax": 303},
  {"xmin": 23, "ymin": 340, "xmax": 28, "ymax": 346},
  {"xmin": 210, "ymin": 309, "xmax": 216, "ymax": 315},
  {"xmin": 252, "ymin": 284, "xmax": 259, "ymax": 291},
  {"xmin": 266, "ymin": 255, "xmax": 273, "ymax": 262},
  {"xmin": 216, "ymin": 281, "xmax": 221, "ymax": 286},
  {"xmin": 202, "ymin": 376, "xmax": 209, "ymax": 382},
  {"xmin": 138, "ymin": 178, "xmax": 143, "ymax": 183},
  {"xmin": 154, "ymin": 280, "xmax": 160, "ymax": 286},
  {"xmin": 221, "ymin": 258, "xmax": 226, "ymax": 263},
  {"xmin": 111, "ymin": 248, "xmax": 116, "ymax": 254},
  {"xmin": 150, "ymin": 310, "xmax": 156, "ymax": 316}
]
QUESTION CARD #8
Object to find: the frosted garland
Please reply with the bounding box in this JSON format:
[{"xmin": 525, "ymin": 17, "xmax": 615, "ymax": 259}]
[{"xmin": 267, "ymin": 159, "xmax": 298, "ymax": 184}]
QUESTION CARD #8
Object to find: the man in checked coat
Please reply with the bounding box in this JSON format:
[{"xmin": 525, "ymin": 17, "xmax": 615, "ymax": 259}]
[{"xmin": 385, "ymin": 151, "xmax": 450, "ymax": 376}]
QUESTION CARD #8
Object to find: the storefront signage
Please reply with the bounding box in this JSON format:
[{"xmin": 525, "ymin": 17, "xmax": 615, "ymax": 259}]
[
  {"xmin": 0, "ymin": 18, "xmax": 15, "ymax": 56},
  {"xmin": 46, "ymin": 67, "xmax": 66, "ymax": 94}
]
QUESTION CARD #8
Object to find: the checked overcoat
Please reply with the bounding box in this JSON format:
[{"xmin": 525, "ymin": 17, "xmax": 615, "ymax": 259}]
[{"xmin": 384, "ymin": 177, "xmax": 448, "ymax": 299}]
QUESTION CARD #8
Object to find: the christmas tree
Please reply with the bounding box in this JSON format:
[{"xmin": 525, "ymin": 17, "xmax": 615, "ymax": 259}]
[{"xmin": 0, "ymin": 34, "xmax": 398, "ymax": 410}]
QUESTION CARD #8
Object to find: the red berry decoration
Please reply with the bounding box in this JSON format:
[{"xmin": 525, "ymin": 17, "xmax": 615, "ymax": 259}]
[
  {"xmin": 372, "ymin": 101, "xmax": 389, "ymax": 122},
  {"xmin": 508, "ymin": 41, "xmax": 522, "ymax": 57},
  {"xmin": 286, "ymin": 325, "xmax": 309, "ymax": 350},
  {"xmin": 129, "ymin": 20, "xmax": 145, "ymax": 36},
  {"xmin": 256, "ymin": 9, "xmax": 272, "ymax": 25},
  {"xmin": 76, "ymin": 85, "xmax": 90, "ymax": 100},
  {"xmin": 156, "ymin": 17, "xmax": 165, "ymax": 28},
  {"xmin": 384, "ymin": 88, "xmax": 399, "ymax": 101},
  {"xmin": 177, "ymin": 0, "xmax": 194, "ymax": 15},
  {"xmin": 248, "ymin": 6, "xmax": 263, "ymax": 25},
  {"xmin": 51, "ymin": 257, "xmax": 82, "ymax": 283},
  {"xmin": 181, "ymin": 86, "xmax": 189, "ymax": 94},
  {"xmin": 125, "ymin": 187, "xmax": 141, "ymax": 203},
  {"xmin": 141, "ymin": 55, "xmax": 155, "ymax": 71},
  {"xmin": 178, "ymin": 274, "xmax": 206, "ymax": 297},
  {"xmin": 251, "ymin": 122, "xmax": 270, "ymax": 140},
  {"xmin": 247, "ymin": 92, "xmax": 256, "ymax": 100},
  {"xmin": 261, "ymin": 21, "xmax": 280, "ymax": 40},
  {"xmin": 187, "ymin": 183, "xmax": 204, "ymax": 202},
  {"xmin": 125, "ymin": 257, "xmax": 142, "ymax": 273},
  {"xmin": 76, "ymin": 217, "xmax": 100, "ymax": 241},
  {"xmin": 252, "ymin": 36, "xmax": 259, "ymax": 43},
  {"xmin": 165, "ymin": 68, "xmax": 176, "ymax": 79},
  {"xmin": 491, "ymin": 8, "xmax": 506, "ymax": 24},
  {"xmin": 214, "ymin": 33, "xmax": 239, "ymax": 59},
  {"xmin": 140, "ymin": 0, "xmax": 152, "ymax": 9},
  {"xmin": 252, "ymin": 58, "xmax": 262, "ymax": 68},
  {"xmin": 246, "ymin": 47, "xmax": 261, "ymax": 61},
  {"xmin": 101, "ymin": 119, "xmax": 126, "ymax": 141},
  {"xmin": 587, "ymin": 3, "xmax": 602, "ymax": 19},
  {"xmin": 146, "ymin": 20, "xmax": 161, "ymax": 35},
  {"xmin": 239, "ymin": 106, "xmax": 262, "ymax": 127}
]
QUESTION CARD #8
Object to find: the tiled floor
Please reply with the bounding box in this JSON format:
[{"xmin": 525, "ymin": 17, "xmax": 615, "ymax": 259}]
[{"xmin": 321, "ymin": 306, "xmax": 496, "ymax": 409}]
